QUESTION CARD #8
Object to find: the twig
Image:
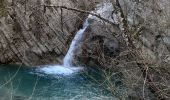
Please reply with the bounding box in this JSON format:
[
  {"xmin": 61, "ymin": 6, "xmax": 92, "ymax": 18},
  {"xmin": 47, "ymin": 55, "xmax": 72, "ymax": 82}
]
[
  {"xmin": 43, "ymin": 5, "xmax": 119, "ymax": 27},
  {"xmin": 27, "ymin": 75, "xmax": 39, "ymax": 100},
  {"xmin": 142, "ymin": 66, "xmax": 149, "ymax": 99},
  {"xmin": 0, "ymin": 64, "xmax": 22, "ymax": 89},
  {"xmin": 60, "ymin": 7, "xmax": 64, "ymax": 33}
]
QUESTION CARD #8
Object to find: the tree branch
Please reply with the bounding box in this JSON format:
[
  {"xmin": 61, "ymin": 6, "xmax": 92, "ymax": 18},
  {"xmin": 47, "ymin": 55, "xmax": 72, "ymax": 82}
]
[{"xmin": 43, "ymin": 5, "xmax": 119, "ymax": 27}]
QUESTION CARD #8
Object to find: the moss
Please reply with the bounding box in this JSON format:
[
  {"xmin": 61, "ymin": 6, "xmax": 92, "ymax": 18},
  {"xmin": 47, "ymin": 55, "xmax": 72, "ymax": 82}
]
[{"xmin": 0, "ymin": 0, "xmax": 8, "ymax": 18}]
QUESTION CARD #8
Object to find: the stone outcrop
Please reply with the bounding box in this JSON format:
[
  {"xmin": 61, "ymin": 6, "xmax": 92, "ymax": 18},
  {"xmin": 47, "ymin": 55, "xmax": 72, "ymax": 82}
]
[
  {"xmin": 112, "ymin": 0, "xmax": 170, "ymax": 99},
  {"xmin": 0, "ymin": 0, "xmax": 98, "ymax": 66},
  {"xmin": 0, "ymin": 0, "xmax": 170, "ymax": 99},
  {"xmin": 75, "ymin": 19, "xmax": 120, "ymax": 67},
  {"xmin": 73, "ymin": 0, "xmax": 170, "ymax": 99},
  {"xmin": 73, "ymin": 3, "xmax": 120, "ymax": 67},
  {"xmin": 123, "ymin": 0, "xmax": 170, "ymax": 64}
]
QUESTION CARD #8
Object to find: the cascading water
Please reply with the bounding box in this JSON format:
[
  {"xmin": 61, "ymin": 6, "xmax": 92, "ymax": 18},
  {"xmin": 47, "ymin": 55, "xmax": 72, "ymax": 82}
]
[
  {"xmin": 63, "ymin": 19, "xmax": 89, "ymax": 67},
  {"xmin": 37, "ymin": 18, "xmax": 89, "ymax": 75},
  {"xmin": 37, "ymin": 2, "xmax": 113, "ymax": 76},
  {"xmin": 0, "ymin": 3, "xmax": 123, "ymax": 100}
]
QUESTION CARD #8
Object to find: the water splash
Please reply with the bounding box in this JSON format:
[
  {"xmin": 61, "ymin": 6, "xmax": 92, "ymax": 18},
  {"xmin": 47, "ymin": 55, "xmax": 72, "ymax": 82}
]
[
  {"xmin": 37, "ymin": 19, "xmax": 89, "ymax": 76},
  {"xmin": 38, "ymin": 65, "xmax": 82, "ymax": 76},
  {"xmin": 37, "ymin": 2, "xmax": 112, "ymax": 76}
]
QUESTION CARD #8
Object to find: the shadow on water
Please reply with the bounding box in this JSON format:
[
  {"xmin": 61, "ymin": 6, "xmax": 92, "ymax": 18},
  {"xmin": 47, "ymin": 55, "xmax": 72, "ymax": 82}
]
[{"xmin": 0, "ymin": 64, "xmax": 125, "ymax": 100}]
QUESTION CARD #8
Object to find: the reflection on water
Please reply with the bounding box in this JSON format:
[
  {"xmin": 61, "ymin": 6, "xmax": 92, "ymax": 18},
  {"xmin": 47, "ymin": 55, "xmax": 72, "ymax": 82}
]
[{"xmin": 0, "ymin": 65, "xmax": 124, "ymax": 100}]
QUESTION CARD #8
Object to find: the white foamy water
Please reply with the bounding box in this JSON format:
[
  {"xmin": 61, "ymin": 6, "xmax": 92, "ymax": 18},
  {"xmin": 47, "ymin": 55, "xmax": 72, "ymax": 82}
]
[
  {"xmin": 39, "ymin": 65, "xmax": 83, "ymax": 76},
  {"xmin": 37, "ymin": 2, "xmax": 112, "ymax": 76},
  {"xmin": 37, "ymin": 19, "xmax": 89, "ymax": 76}
]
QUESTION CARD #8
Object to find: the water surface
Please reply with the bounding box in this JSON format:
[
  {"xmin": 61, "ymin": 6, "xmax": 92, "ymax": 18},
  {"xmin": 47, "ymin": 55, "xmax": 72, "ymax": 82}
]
[{"xmin": 0, "ymin": 65, "xmax": 121, "ymax": 100}]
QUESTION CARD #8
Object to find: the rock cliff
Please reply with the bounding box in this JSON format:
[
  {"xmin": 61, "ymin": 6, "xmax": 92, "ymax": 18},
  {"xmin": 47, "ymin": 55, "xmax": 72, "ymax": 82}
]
[
  {"xmin": 1, "ymin": 0, "xmax": 170, "ymax": 99},
  {"xmin": 73, "ymin": 0, "xmax": 170, "ymax": 99},
  {"xmin": 0, "ymin": 0, "xmax": 98, "ymax": 66}
]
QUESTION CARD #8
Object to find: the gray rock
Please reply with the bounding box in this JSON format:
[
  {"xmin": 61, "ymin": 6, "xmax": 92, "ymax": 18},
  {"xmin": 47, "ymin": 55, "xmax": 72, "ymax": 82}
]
[{"xmin": 0, "ymin": 0, "xmax": 96, "ymax": 66}]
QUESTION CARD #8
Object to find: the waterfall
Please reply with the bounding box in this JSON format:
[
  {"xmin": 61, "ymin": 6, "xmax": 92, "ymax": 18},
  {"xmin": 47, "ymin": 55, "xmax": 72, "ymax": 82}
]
[
  {"xmin": 63, "ymin": 19, "xmax": 89, "ymax": 67},
  {"xmin": 36, "ymin": 2, "xmax": 112, "ymax": 76},
  {"xmin": 37, "ymin": 19, "xmax": 89, "ymax": 75}
]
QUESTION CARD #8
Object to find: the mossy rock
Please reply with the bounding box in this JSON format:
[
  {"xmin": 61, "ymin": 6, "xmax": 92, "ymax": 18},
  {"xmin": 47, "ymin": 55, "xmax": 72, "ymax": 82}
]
[{"xmin": 0, "ymin": 0, "xmax": 8, "ymax": 18}]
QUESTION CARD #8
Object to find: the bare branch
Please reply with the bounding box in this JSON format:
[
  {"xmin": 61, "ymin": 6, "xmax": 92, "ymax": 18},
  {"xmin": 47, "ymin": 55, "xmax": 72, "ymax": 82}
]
[{"xmin": 43, "ymin": 5, "xmax": 119, "ymax": 27}]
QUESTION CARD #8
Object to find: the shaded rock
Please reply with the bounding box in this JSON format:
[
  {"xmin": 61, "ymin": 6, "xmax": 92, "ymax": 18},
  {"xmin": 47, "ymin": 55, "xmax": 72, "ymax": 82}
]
[
  {"xmin": 0, "ymin": 0, "xmax": 98, "ymax": 66},
  {"xmin": 103, "ymin": 38, "xmax": 119, "ymax": 57},
  {"xmin": 74, "ymin": 20, "xmax": 120, "ymax": 67}
]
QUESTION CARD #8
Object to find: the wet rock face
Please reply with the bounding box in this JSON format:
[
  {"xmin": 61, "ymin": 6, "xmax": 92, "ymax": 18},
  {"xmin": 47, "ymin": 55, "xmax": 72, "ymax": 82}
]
[
  {"xmin": 74, "ymin": 20, "xmax": 120, "ymax": 67},
  {"xmin": 0, "ymin": 0, "xmax": 97, "ymax": 66},
  {"xmin": 72, "ymin": 2, "xmax": 122, "ymax": 67}
]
